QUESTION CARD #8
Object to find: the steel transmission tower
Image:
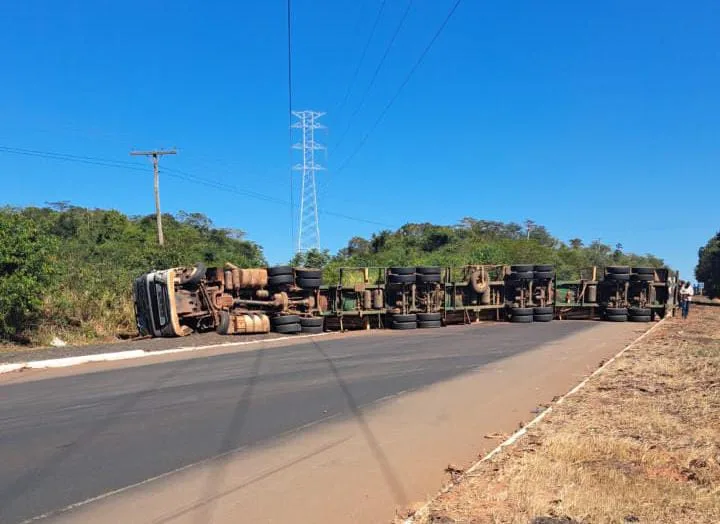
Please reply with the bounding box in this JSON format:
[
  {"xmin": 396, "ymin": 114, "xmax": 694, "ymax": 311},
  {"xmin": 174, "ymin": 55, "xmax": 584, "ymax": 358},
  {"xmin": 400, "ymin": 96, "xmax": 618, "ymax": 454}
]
[{"xmin": 292, "ymin": 110, "xmax": 325, "ymax": 253}]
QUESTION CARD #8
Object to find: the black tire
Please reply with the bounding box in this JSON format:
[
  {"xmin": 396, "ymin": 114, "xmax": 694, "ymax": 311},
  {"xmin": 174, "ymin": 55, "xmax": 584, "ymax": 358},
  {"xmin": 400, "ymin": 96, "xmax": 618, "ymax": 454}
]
[
  {"xmin": 417, "ymin": 312, "xmax": 442, "ymax": 322},
  {"xmin": 606, "ymin": 266, "xmax": 631, "ymax": 274},
  {"xmin": 181, "ymin": 263, "xmax": 207, "ymax": 286},
  {"xmin": 511, "ymin": 264, "xmax": 534, "ymax": 272},
  {"xmin": 389, "ymin": 267, "xmax": 415, "ymax": 275},
  {"xmin": 510, "ymin": 307, "xmax": 534, "ymax": 316},
  {"xmin": 605, "ymin": 307, "xmax": 628, "ymax": 316},
  {"xmin": 300, "ymin": 317, "xmax": 324, "ymax": 328},
  {"xmin": 391, "ymin": 313, "xmax": 417, "ymax": 323},
  {"xmin": 268, "ymin": 265, "xmax": 293, "ymax": 276},
  {"xmin": 605, "ymin": 273, "xmax": 630, "ymax": 282},
  {"xmin": 418, "ymin": 320, "xmax": 442, "ymax": 328},
  {"xmin": 416, "ymin": 273, "xmax": 441, "ymax": 284},
  {"xmin": 268, "ymin": 274, "xmax": 294, "ymax": 287},
  {"xmin": 510, "ymin": 315, "xmax": 533, "ymax": 323},
  {"xmin": 606, "ymin": 314, "xmax": 628, "ymax": 322},
  {"xmin": 392, "ymin": 321, "xmax": 417, "ymax": 330},
  {"xmin": 629, "ymin": 315, "xmax": 651, "ymax": 322},
  {"xmin": 297, "ymin": 277, "xmax": 322, "ymax": 288},
  {"xmin": 628, "ymin": 307, "xmax": 651, "ymax": 317},
  {"xmin": 416, "ymin": 266, "xmax": 441, "ymax": 275},
  {"xmin": 271, "ymin": 314, "xmax": 301, "ymax": 326},
  {"xmin": 534, "ymin": 264, "xmax": 554, "ymax": 272},
  {"xmin": 631, "ymin": 274, "xmax": 654, "ymax": 282},
  {"xmin": 295, "ymin": 268, "xmax": 322, "ymax": 279},
  {"xmin": 274, "ymin": 323, "xmax": 301, "ymax": 334},
  {"xmin": 388, "ymin": 273, "xmax": 415, "ymax": 284},
  {"xmin": 533, "ymin": 314, "xmax": 553, "ymax": 322},
  {"xmin": 301, "ymin": 325, "xmax": 324, "ymax": 334},
  {"xmin": 508, "ymin": 271, "xmax": 534, "ymax": 281},
  {"xmin": 632, "ymin": 267, "xmax": 654, "ymax": 275},
  {"xmin": 216, "ymin": 310, "xmax": 231, "ymax": 334},
  {"xmin": 533, "ymin": 306, "xmax": 554, "ymax": 315},
  {"xmin": 533, "ymin": 271, "xmax": 555, "ymax": 280}
]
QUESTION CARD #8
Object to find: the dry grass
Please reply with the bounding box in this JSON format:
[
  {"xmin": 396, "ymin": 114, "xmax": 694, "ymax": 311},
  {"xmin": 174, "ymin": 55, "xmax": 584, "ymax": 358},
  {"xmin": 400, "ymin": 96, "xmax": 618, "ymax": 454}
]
[{"xmin": 414, "ymin": 306, "xmax": 720, "ymax": 524}]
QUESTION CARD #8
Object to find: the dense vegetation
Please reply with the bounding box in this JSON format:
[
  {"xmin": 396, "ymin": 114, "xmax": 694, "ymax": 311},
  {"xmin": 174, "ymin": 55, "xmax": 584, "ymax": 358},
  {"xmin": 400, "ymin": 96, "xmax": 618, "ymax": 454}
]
[
  {"xmin": 0, "ymin": 204, "xmax": 265, "ymax": 344},
  {"xmin": 1, "ymin": 206, "xmax": 665, "ymax": 346},
  {"xmin": 696, "ymin": 231, "xmax": 720, "ymax": 297},
  {"xmin": 321, "ymin": 218, "xmax": 664, "ymax": 282}
]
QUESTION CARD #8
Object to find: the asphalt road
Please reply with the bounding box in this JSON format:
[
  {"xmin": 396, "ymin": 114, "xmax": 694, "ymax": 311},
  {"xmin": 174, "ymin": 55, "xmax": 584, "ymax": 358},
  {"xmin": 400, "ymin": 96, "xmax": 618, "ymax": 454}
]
[{"xmin": 0, "ymin": 321, "xmax": 598, "ymax": 523}]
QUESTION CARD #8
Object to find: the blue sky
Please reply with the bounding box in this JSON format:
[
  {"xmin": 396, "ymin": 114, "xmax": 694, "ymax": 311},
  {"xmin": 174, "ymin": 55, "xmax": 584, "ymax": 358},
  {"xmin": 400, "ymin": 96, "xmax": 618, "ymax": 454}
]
[{"xmin": 1, "ymin": 1, "xmax": 717, "ymax": 280}]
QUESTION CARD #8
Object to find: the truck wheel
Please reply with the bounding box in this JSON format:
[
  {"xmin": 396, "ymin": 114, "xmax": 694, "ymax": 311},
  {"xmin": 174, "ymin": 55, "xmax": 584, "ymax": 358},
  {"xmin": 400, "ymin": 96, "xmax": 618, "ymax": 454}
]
[
  {"xmin": 628, "ymin": 307, "xmax": 651, "ymax": 317},
  {"xmin": 510, "ymin": 315, "xmax": 533, "ymax": 323},
  {"xmin": 533, "ymin": 306, "xmax": 554, "ymax": 315},
  {"xmin": 392, "ymin": 321, "xmax": 417, "ymax": 330},
  {"xmin": 510, "ymin": 307, "xmax": 534, "ymax": 316},
  {"xmin": 605, "ymin": 307, "xmax": 628, "ymax": 316},
  {"xmin": 533, "ymin": 271, "xmax": 555, "ymax": 280},
  {"xmin": 630, "ymin": 274, "xmax": 654, "ymax": 282},
  {"xmin": 300, "ymin": 317, "xmax": 324, "ymax": 328},
  {"xmin": 631, "ymin": 267, "xmax": 654, "ymax": 275},
  {"xmin": 510, "ymin": 264, "xmax": 534, "ymax": 272},
  {"xmin": 388, "ymin": 273, "xmax": 415, "ymax": 284},
  {"xmin": 268, "ymin": 266, "xmax": 293, "ymax": 276},
  {"xmin": 508, "ymin": 271, "xmax": 534, "ymax": 281},
  {"xmin": 418, "ymin": 320, "xmax": 442, "ymax": 328},
  {"xmin": 606, "ymin": 314, "xmax": 628, "ymax": 322},
  {"xmin": 297, "ymin": 277, "xmax": 322, "ymax": 288},
  {"xmin": 216, "ymin": 311, "xmax": 231, "ymax": 334},
  {"xmin": 389, "ymin": 267, "xmax": 415, "ymax": 275},
  {"xmin": 416, "ymin": 266, "xmax": 441, "ymax": 275},
  {"xmin": 181, "ymin": 263, "xmax": 207, "ymax": 286},
  {"xmin": 533, "ymin": 264, "xmax": 554, "ymax": 272},
  {"xmin": 629, "ymin": 315, "xmax": 651, "ymax": 322},
  {"xmin": 605, "ymin": 273, "xmax": 630, "ymax": 282},
  {"xmin": 274, "ymin": 323, "xmax": 301, "ymax": 334},
  {"xmin": 269, "ymin": 274, "xmax": 294, "ymax": 287},
  {"xmin": 606, "ymin": 266, "xmax": 631, "ymax": 274},
  {"xmin": 416, "ymin": 273, "xmax": 441, "ymax": 284},
  {"xmin": 533, "ymin": 313, "xmax": 553, "ymax": 322},
  {"xmin": 295, "ymin": 268, "xmax": 322, "ymax": 279},
  {"xmin": 417, "ymin": 312, "xmax": 442, "ymax": 322},
  {"xmin": 271, "ymin": 315, "xmax": 301, "ymax": 326},
  {"xmin": 391, "ymin": 313, "xmax": 417, "ymax": 323}
]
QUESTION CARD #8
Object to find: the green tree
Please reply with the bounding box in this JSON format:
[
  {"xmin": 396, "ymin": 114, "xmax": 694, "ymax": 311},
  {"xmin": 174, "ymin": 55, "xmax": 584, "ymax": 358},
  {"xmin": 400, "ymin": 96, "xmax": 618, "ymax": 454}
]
[
  {"xmin": 696, "ymin": 231, "xmax": 720, "ymax": 297},
  {"xmin": 0, "ymin": 210, "xmax": 57, "ymax": 338}
]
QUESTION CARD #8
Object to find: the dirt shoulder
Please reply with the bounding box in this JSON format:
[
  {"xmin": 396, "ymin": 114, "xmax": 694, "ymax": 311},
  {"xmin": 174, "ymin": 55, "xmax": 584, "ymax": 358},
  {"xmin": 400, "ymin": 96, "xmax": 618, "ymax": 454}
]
[{"xmin": 413, "ymin": 306, "xmax": 720, "ymax": 524}]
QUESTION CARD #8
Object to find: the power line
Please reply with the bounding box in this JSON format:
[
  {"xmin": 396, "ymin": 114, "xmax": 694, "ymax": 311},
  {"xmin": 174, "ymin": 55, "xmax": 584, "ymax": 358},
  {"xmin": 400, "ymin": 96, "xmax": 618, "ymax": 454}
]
[
  {"xmin": 334, "ymin": 0, "xmax": 388, "ymax": 118},
  {"xmin": 335, "ymin": 0, "xmax": 464, "ymax": 175},
  {"xmin": 332, "ymin": 0, "xmax": 414, "ymax": 154},
  {"xmin": 287, "ymin": 0, "xmax": 296, "ymax": 252},
  {"xmin": 0, "ymin": 145, "xmax": 393, "ymax": 228}
]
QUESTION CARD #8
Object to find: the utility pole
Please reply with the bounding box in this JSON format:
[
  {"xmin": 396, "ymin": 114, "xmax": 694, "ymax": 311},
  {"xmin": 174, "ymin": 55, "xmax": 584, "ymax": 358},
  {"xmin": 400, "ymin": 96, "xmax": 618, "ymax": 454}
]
[
  {"xmin": 292, "ymin": 111, "xmax": 325, "ymax": 253},
  {"xmin": 130, "ymin": 149, "xmax": 176, "ymax": 246}
]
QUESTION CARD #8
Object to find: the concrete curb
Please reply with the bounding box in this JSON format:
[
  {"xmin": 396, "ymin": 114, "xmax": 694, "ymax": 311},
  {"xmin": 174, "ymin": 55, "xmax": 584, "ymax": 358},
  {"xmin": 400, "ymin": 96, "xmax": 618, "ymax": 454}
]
[
  {"xmin": 404, "ymin": 317, "xmax": 668, "ymax": 524},
  {"xmin": 0, "ymin": 333, "xmax": 331, "ymax": 376}
]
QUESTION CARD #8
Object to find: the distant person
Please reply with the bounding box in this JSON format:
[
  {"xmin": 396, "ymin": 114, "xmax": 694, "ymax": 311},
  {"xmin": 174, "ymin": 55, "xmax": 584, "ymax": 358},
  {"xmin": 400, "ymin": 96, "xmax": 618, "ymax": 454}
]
[{"xmin": 679, "ymin": 281, "xmax": 694, "ymax": 319}]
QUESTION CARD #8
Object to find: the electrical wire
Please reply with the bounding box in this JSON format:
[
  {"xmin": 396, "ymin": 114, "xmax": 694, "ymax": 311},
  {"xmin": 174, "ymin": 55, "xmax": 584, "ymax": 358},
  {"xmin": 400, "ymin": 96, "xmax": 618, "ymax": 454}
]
[
  {"xmin": 0, "ymin": 145, "xmax": 393, "ymax": 227},
  {"xmin": 334, "ymin": 0, "xmax": 463, "ymax": 175},
  {"xmin": 287, "ymin": 0, "xmax": 296, "ymax": 251},
  {"xmin": 332, "ymin": 0, "xmax": 414, "ymax": 154},
  {"xmin": 334, "ymin": 0, "xmax": 388, "ymax": 118}
]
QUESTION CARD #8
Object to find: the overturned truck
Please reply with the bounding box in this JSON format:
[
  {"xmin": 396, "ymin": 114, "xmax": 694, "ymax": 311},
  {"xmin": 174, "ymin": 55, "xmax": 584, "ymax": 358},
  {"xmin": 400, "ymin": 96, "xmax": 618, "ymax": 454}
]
[{"xmin": 133, "ymin": 263, "xmax": 677, "ymax": 338}]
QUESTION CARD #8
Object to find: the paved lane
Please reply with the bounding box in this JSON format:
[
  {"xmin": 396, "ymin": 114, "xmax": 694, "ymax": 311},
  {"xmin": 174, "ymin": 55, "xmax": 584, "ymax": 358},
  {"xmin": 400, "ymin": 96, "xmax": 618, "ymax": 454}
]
[{"xmin": 0, "ymin": 321, "xmax": 598, "ymax": 523}]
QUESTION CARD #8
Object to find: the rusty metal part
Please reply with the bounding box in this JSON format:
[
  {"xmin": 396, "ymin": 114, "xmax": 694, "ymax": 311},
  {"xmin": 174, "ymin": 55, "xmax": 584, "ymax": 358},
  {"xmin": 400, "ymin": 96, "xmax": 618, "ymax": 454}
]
[
  {"xmin": 372, "ymin": 289, "xmax": 384, "ymax": 309},
  {"xmin": 231, "ymin": 313, "xmax": 270, "ymax": 334},
  {"xmin": 237, "ymin": 268, "xmax": 268, "ymax": 288},
  {"xmin": 363, "ymin": 290, "xmax": 373, "ymax": 309},
  {"xmin": 469, "ymin": 269, "xmax": 489, "ymax": 293},
  {"xmin": 318, "ymin": 294, "xmax": 329, "ymax": 312},
  {"xmin": 224, "ymin": 270, "xmax": 234, "ymax": 292},
  {"xmin": 255, "ymin": 289, "xmax": 270, "ymax": 299}
]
